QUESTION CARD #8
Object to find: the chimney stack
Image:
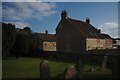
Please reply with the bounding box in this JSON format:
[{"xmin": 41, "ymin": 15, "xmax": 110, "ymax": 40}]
[
  {"xmin": 61, "ymin": 10, "xmax": 68, "ymax": 19},
  {"xmin": 86, "ymin": 17, "xmax": 90, "ymax": 24},
  {"xmin": 98, "ymin": 29, "xmax": 101, "ymax": 34},
  {"xmin": 45, "ymin": 30, "xmax": 48, "ymax": 34}
]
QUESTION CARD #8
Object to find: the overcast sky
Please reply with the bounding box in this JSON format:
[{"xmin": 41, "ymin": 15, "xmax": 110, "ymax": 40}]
[{"xmin": 1, "ymin": 2, "xmax": 119, "ymax": 38}]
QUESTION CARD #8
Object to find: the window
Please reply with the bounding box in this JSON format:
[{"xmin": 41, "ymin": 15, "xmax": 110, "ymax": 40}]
[
  {"xmin": 53, "ymin": 44, "xmax": 55, "ymax": 46},
  {"xmin": 44, "ymin": 43, "xmax": 46, "ymax": 46},
  {"xmin": 88, "ymin": 46, "xmax": 90, "ymax": 49}
]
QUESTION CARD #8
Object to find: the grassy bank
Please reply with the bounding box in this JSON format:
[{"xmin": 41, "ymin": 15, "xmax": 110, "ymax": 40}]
[{"xmin": 2, "ymin": 57, "xmax": 112, "ymax": 78}]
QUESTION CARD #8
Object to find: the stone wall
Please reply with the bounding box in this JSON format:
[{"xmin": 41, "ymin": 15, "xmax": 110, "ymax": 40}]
[
  {"xmin": 86, "ymin": 38, "xmax": 113, "ymax": 51},
  {"xmin": 43, "ymin": 41, "xmax": 56, "ymax": 51},
  {"xmin": 56, "ymin": 20, "xmax": 84, "ymax": 53}
]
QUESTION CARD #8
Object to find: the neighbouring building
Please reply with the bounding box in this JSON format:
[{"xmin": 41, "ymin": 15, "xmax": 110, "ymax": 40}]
[
  {"xmin": 85, "ymin": 38, "xmax": 113, "ymax": 51},
  {"xmin": 56, "ymin": 10, "xmax": 113, "ymax": 53},
  {"xmin": 113, "ymin": 38, "xmax": 120, "ymax": 49},
  {"xmin": 35, "ymin": 30, "xmax": 56, "ymax": 51}
]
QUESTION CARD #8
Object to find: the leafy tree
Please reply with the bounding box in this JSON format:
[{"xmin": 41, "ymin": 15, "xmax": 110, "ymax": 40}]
[
  {"xmin": 11, "ymin": 27, "xmax": 31, "ymax": 58},
  {"xmin": 29, "ymin": 33, "xmax": 43, "ymax": 56},
  {"xmin": 2, "ymin": 23, "xmax": 16, "ymax": 57},
  {"xmin": 22, "ymin": 27, "xmax": 32, "ymax": 36},
  {"xmin": 3, "ymin": 23, "xmax": 42, "ymax": 58}
]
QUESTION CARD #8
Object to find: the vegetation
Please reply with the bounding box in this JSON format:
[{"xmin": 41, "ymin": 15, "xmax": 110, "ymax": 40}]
[
  {"xmin": 2, "ymin": 57, "xmax": 112, "ymax": 78},
  {"xmin": 2, "ymin": 23, "xmax": 114, "ymax": 79},
  {"xmin": 2, "ymin": 23, "xmax": 42, "ymax": 58},
  {"xmin": 11, "ymin": 31, "xmax": 31, "ymax": 58},
  {"xmin": 29, "ymin": 33, "xmax": 43, "ymax": 56},
  {"xmin": 2, "ymin": 23, "xmax": 16, "ymax": 57}
]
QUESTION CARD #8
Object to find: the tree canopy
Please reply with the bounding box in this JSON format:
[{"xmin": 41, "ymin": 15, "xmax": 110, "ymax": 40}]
[{"xmin": 2, "ymin": 22, "xmax": 42, "ymax": 58}]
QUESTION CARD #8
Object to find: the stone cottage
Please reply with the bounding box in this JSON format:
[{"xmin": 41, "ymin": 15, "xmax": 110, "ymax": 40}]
[
  {"xmin": 35, "ymin": 30, "xmax": 56, "ymax": 51},
  {"xmin": 56, "ymin": 10, "xmax": 113, "ymax": 53}
]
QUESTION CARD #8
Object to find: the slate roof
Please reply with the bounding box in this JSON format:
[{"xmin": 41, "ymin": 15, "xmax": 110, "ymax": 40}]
[
  {"xmin": 100, "ymin": 33, "xmax": 112, "ymax": 39},
  {"xmin": 67, "ymin": 17, "xmax": 101, "ymax": 38},
  {"xmin": 58, "ymin": 17, "xmax": 112, "ymax": 39},
  {"xmin": 35, "ymin": 33, "xmax": 56, "ymax": 42},
  {"xmin": 114, "ymin": 38, "xmax": 120, "ymax": 40}
]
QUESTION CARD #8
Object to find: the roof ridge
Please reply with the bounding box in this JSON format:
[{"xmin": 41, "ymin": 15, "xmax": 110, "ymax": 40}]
[
  {"xmin": 67, "ymin": 17, "xmax": 85, "ymax": 23},
  {"xmin": 35, "ymin": 32, "xmax": 55, "ymax": 35}
]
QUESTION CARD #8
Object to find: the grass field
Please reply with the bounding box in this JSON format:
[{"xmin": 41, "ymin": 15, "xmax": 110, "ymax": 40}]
[{"xmin": 2, "ymin": 57, "xmax": 112, "ymax": 78}]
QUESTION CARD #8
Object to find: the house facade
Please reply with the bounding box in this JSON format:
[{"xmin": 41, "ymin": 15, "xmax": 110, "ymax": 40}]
[
  {"xmin": 56, "ymin": 10, "xmax": 113, "ymax": 53},
  {"xmin": 85, "ymin": 38, "xmax": 113, "ymax": 51},
  {"xmin": 43, "ymin": 42, "xmax": 56, "ymax": 51},
  {"xmin": 113, "ymin": 38, "xmax": 120, "ymax": 49},
  {"xmin": 35, "ymin": 30, "xmax": 56, "ymax": 51}
]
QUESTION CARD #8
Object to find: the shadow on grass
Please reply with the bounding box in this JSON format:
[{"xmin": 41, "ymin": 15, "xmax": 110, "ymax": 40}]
[
  {"xmin": 83, "ymin": 73, "xmax": 112, "ymax": 78},
  {"xmin": 2, "ymin": 57, "xmax": 17, "ymax": 60}
]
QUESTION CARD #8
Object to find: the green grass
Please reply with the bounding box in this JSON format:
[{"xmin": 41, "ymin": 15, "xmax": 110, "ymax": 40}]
[{"xmin": 2, "ymin": 57, "xmax": 112, "ymax": 78}]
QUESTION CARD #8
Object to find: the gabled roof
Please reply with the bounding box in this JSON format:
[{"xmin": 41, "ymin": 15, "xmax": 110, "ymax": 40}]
[
  {"xmin": 114, "ymin": 38, "xmax": 120, "ymax": 40},
  {"xmin": 66, "ymin": 17, "xmax": 101, "ymax": 38},
  {"xmin": 35, "ymin": 33, "xmax": 56, "ymax": 42},
  {"xmin": 57, "ymin": 17, "xmax": 112, "ymax": 39},
  {"xmin": 100, "ymin": 33, "xmax": 112, "ymax": 39}
]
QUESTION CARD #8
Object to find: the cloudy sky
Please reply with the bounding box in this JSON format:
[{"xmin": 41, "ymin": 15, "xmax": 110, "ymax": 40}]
[
  {"xmin": 1, "ymin": 2, "xmax": 119, "ymax": 38},
  {"xmin": 2, "ymin": 0, "xmax": 120, "ymax": 2}
]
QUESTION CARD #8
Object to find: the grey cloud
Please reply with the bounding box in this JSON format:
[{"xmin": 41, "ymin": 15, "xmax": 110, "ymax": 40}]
[
  {"xmin": 97, "ymin": 22, "xmax": 118, "ymax": 38},
  {"xmin": 3, "ymin": 2, "xmax": 57, "ymax": 21}
]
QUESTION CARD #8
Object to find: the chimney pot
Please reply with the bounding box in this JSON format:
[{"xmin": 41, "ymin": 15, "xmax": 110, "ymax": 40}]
[
  {"xmin": 61, "ymin": 10, "xmax": 68, "ymax": 19},
  {"xmin": 98, "ymin": 29, "xmax": 101, "ymax": 34},
  {"xmin": 86, "ymin": 17, "xmax": 90, "ymax": 24},
  {"xmin": 45, "ymin": 30, "xmax": 48, "ymax": 34}
]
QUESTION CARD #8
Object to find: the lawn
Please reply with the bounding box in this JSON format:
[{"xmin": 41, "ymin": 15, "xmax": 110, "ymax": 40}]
[{"xmin": 2, "ymin": 57, "xmax": 112, "ymax": 78}]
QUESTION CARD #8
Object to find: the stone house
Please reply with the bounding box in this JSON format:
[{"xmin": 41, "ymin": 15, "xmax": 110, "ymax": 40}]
[
  {"xmin": 113, "ymin": 38, "xmax": 120, "ymax": 49},
  {"xmin": 56, "ymin": 10, "xmax": 113, "ymax": 53},
  {"xmin": 35, "ymin": 30, "xmax": 56, "ymax": 51}
]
